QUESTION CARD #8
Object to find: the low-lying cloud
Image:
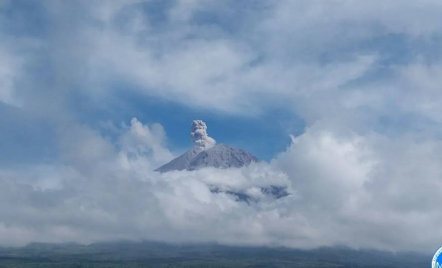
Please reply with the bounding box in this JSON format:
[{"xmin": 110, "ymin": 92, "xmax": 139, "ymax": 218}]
[{"xmin": 0, "ymin": 118, "xmax": 440, "ymax": 253}]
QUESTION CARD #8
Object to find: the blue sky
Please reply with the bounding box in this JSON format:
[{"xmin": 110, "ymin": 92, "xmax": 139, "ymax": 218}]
[
  {"xmin": 2, "ymin": 0, "xmax": 441, "ymax": 163},
  {"xmin": 2, "ymin": 0, "xmax": 442, "ymax": 251},
  {"xmin": 69, "ymin": 89, "xmax": 303, "ymax": 160},
  {"xmin": 0, "ymin": 0, "xmax": 308, "ymax": 163}
]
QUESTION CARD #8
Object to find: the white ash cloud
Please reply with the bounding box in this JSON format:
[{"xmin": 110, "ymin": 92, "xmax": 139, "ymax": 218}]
[{"xmin": 190, "ymin": 120, "xmax": 216, "ymax": 149}]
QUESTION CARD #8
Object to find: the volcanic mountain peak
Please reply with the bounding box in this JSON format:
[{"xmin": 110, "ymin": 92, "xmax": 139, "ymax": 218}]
[{"xmin": 155, "ymin": 121, "xmax": 259, "ymax": 172}]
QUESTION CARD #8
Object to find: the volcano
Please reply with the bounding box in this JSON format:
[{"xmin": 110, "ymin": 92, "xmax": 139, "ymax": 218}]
[{"xmin": 155, "ymin": 120, "xmax": 259, "ymax": 173}]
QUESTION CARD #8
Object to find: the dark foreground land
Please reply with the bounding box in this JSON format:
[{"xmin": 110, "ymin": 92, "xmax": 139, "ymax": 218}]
[{"xmin": 0, "ymin": 241, "xmax": 429, "ymax": 268}]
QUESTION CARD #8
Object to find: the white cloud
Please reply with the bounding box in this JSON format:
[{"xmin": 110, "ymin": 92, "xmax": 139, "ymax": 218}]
[
  {"xmin": 0, "ymin": 118, "xmax": 441, "ymax": 252},
  {"xmin": 8, "ymin": 0, "xmax": 442, "ymax": 122},
  {"xmin": 119, "ymin": 118, "xmax": 174, "ymax": 167}
]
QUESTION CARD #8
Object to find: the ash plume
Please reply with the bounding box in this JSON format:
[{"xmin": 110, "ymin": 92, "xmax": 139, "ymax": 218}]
[{"xmin": 190, "ymin": 120, "xmax": 216, "ymax": 149}]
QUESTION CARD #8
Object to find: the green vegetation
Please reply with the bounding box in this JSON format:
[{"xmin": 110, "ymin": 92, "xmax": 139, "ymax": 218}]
[{"xmin": 0, "ymin": 242, "xmax": 428, "ymax": 268}]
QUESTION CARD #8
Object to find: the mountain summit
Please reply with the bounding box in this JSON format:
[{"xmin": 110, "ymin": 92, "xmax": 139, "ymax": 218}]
[{"xmin": 155, "ymin": 120, "xmax": 259, "ymax": 173}]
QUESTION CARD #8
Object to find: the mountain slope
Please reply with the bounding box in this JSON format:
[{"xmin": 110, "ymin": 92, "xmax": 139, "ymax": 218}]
[
  {"xmin": 154, "ymin": 147, "xmax": 203, "ymax": 172},
  {"xmin": 155, "ymin": 144, "xmax": 259, "ymax": 173}
]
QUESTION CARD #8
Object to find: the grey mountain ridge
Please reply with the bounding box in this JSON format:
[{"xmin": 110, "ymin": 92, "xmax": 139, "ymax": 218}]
[
  {"xmin": 155, "ymin": 143, "xmax": 259, "ymax": 173},
  {"xmin": 154, "ymin": 143, "xmax": 289, "ymax": 202}
]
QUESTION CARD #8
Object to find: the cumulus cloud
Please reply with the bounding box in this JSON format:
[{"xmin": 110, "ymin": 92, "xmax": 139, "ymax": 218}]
[
  {"xmin": 119, "ymin": 118, "xmax": 174, "ymax": 167},
  {"xmin": 0, "ymin": 118, "xmax": 440, "ymax": 252},
  {"xmin": 190, "ymin": 120, "xmax": 216, "ymax": 149},
  {"xmin": 23, "ymin": 0, "xmax": 442, "ymax": 119},
  {"xmin": 5, "ymin": 0, "xmax": 442, "ymax": 122}
]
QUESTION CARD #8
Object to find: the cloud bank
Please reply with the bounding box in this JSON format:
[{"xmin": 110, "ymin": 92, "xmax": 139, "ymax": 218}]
[{"xmin": 0, "ymin": 118, "xmax": 440, "ymax": 253}]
